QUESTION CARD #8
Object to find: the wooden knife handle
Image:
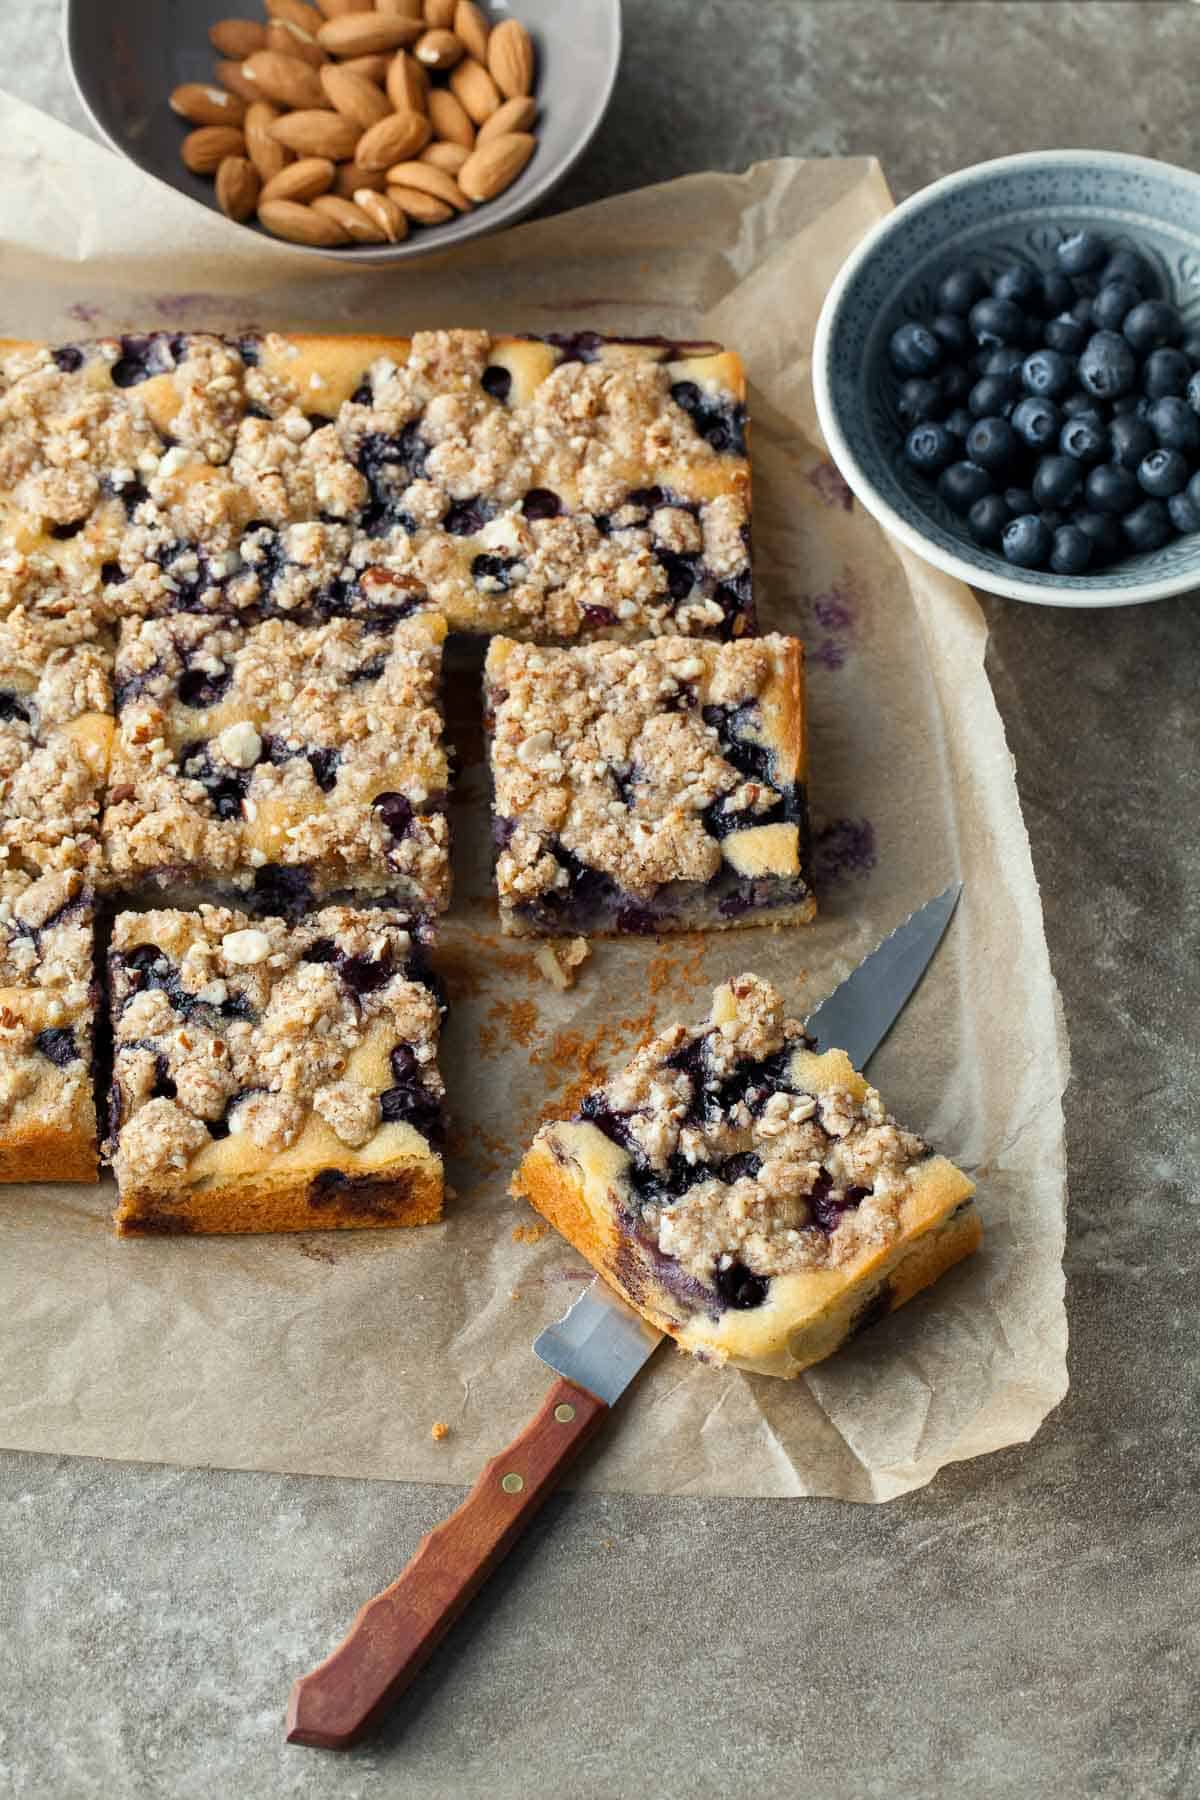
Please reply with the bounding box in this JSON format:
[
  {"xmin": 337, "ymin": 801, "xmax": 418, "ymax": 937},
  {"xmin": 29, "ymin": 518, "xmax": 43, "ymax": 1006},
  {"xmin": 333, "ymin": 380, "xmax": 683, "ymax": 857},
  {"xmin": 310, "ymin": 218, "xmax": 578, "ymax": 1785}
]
[{"xmin": 285, "ymin": 1377, "xmax": 609, "ymax": 1750}]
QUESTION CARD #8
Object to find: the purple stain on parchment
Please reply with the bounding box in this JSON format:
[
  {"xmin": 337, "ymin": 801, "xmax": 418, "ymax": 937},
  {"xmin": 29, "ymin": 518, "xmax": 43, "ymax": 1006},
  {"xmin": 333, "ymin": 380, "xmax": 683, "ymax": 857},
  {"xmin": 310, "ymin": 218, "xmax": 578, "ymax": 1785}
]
[
  {"xmin": 805, "ymin": 586, "xmax": 858, "ymax": 670},
  {"xmin": 808, "ymin": 459, "xmax": 854, "ymax": 512},
  {"xmin": 152, "ymin": 293, "xmax": 220, "ymax": 321},
  {"xmin": 813, "ymin": 818, "xmax": 877, "ymax": 886},
  {"xmin": 66, "ymin": 302, "xmax": 102, "ymax": 325}
]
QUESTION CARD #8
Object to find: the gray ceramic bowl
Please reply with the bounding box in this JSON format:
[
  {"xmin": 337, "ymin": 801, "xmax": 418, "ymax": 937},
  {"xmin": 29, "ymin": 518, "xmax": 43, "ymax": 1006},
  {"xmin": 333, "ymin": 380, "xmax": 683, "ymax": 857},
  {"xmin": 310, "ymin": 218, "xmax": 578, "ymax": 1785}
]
[
  {"xmin": 64, "ymin": 0, "xmax": 621, "ymax": 265},
  {"xmin": 813, "ymin": 150, "xmax": 1200, "ymax": 607}
]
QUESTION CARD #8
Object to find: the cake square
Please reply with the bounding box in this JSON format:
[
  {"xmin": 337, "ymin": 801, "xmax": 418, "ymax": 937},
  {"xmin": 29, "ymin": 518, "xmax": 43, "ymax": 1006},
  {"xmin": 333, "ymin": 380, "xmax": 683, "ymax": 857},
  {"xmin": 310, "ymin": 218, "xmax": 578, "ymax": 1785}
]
[
  {"xmin": 514, "ymin": 974, "xmax": 979, "ymax": 1378},
  {"xmin": 106, "ymin": 904, "xmax": 446, "ymax": 1235},
  {"xmin": 1, "ymin": 330, "xmax": 752, "ymax": 644},
  {"xmin": 101, "ymin": 610, "xmax": 451, "ymax": 916},
  {"xmin": 484, "ymin": 633, "xmax": 815, "ymax": 936},
  {"xmin": 0, "ymin": 870, "xmax": 98, "ymax": 1183}
]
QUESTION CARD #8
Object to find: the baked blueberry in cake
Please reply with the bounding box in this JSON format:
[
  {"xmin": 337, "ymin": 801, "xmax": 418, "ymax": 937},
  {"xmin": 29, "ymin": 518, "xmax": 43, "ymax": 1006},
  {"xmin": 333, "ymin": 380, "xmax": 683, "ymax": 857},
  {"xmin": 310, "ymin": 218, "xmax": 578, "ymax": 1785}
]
[
  {"xmin": 101, "ymin": 610, "xmax": 450, "ymax": 915},
  {"xmin": 106, "ymin": 903, "xmax": 445, "ymax": 1235},
  {"xmin": 0, "ymin": 330, "xmax": 752, "ymax": 644},
  {"xmin": 0, "ymin": 869, "xmax": 98, "ymax": 1182},
  {"xmin": 484, "ymin": 634, "xmax": 814, "ymax": 936},
  {"xmin": 514, "ymin": 975, "xmax": 979, "ymax": 1377}
]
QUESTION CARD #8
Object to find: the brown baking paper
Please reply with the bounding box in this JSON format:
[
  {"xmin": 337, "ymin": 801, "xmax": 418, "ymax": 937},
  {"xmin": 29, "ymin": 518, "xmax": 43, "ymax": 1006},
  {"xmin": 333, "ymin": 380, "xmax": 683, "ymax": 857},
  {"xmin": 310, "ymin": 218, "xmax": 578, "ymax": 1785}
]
[{"xmin": 0, "ymin": 94, "xmax": 1068, "ymax": 1501}]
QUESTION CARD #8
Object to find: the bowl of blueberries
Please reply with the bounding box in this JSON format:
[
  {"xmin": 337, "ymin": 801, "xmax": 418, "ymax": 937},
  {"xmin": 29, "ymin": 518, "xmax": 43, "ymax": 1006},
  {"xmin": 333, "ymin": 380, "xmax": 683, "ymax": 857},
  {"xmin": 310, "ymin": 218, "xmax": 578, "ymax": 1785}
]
[{"xmin": 813, "ymin": 150, "xmax": 1200, "ymax": 605}]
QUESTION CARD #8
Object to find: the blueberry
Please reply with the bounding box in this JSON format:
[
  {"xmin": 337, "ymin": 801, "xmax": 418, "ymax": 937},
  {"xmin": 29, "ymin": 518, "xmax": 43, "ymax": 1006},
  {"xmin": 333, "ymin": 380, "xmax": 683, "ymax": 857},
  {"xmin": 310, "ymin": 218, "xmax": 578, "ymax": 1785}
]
[
  {"xmin": 937, "ymin": 461, "xmax": 993, "ymax": 514},
  {"xmin": 897, "ymin": 376, "xmax": 946, "ymax": 426},
  {"xmin": 1001, "ymin": 514, "xmax": 1052, "ymax": 568},
  {"xmin": 1005, "ymin": 486, "xmax": 1035, "ymax": 517},
  {"xmin": 937, "ymin": 265, "xmax": 987, "ymax": 314},
  {"xmin": 1123, "ymin": 498, "xmax": 1173, "ymax": 553},
  {"xmin": 965, "ymin": 415, "xmax": 1018, "ymax": 471},
  {"xmin": 373, "ymin": 791, "xmax": 414, "ymax": 839},
  {"xmin": 1124, "ymin": 299, "xmax": 1182, "ymax": 356},
  {"xmin": 978, "ymin": 346, "xmax": 1025, "ymax": 378},
  {"xmin": 904, "ymin": 421, "xmax": 957, "ymax": 475},
  {"xmin": 1071, "ymin": 295, "xmax": 1096, "ymax": 327},
  {"xmin": 1059, "ymin": 413, "xmax": 1108, "ymax": 463},
  {"xmin": 1137, "ymin": 447, "xmax": 1189, "ymax": 497},
  {"xmin": 1012, "ymin": 396, "xmax": 1060, "ymax": 451},
  {"xmin": 1038, "ymin": 508, "xmax": 1066, "ymax": 533},
  {"xmin": 1186, "ymin": 469, "xmax": 1200, "ymax": 512},
  {"xmin": 1049, "ymin": 524, "xmax": 1093, "ymax": 575},
  {"xmin": 1039, "ymin": 270, "xmax": 1076, "ymax": 316},
  {"xmin": 1044, "ymin": 313, "xmax": 1089, "ymax": 357},
  {"xmin": 1021, "ymin": 349, "xmax": 1074, "ymax": 399},
  {"xmin": 1085, "ymin": 462, "xmax": 1141, "ymax": 515},
  {"xmin": 969, "ymin": 297, "xmax": 1026, "ymax": 347},
  {"xmin": 1078, "ymin": 331, "xmax": 1138, "ymax": 400},
  {"xmin": 1109, "ymin": 414, "xmax": 1156, "ymax": 469},
  {"xmin": 944, "ymin": 406, "xmax": 975, "ymax": 440},
  {"xmin": 1092, "ymin": 281, "xmax": 1141, "ymax": 332},
  {"xmin": 1056, "ymin": 230, "xmax": 1108, "ymax": 276},
  {"xmin": 930, "ymin": 312, "xmax": 972, "ymax": 357},
  {"xmin": 1187, "ymin": 370, "xmax": 1200, "ymax": 416},
  {"xmin": 937, "ymin": 364, "xmax": 973, "ymax": 405},
  {"xmin": 480, "ymin": 364, "xmax": 512, "ymax": 403},
  {"xmin": 1147, "ymin": 395, "xmax": 1200, "ymax": 454},
  {"xmin": 969, "ymin": 374, "xmax": 1017, "ymax": 418},
  {"xmin": 1099, "ymin": 249, "xmax": 1155, "ymax": 295},
  {"xmin": 967, "ymin": 493, "xmax": 1010, "ymax": 546},
  {"xmin": 1167, "ymin": 490, "xmax": 1200, "ymax": 534},
  {"xmin": 889, "ymin": 321, "xmax": 943, "ymax": 376},
  {"xmin": 1073, "ymin": 510, "xmax": 1123, "ymax": 560},
  {"xmin": 1059, "ymin": 391, "xmax": 1096, "ymax": 418},
  {"xmin": 1032, "ymin": 455, "xmax": 1082, "ymax": 508},
  {"xmin": 1183, "ymin": 332, "xmax": 1200, "ymax": 365},
  {"xmin": 992, "ymin": 264, "xmax": 1041, "ymax": 309},
  {"xmin": 1142, "ymin": 347, "xmax": 1191, "ymax": 399}
]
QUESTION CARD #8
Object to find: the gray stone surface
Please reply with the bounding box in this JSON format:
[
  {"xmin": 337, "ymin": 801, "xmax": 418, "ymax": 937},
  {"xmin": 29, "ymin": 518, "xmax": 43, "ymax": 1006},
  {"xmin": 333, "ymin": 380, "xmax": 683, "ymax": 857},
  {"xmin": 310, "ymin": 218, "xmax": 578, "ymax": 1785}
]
[{"xmin": 3, "ymin": 3, "xmax": 1200, "ymax": 1796}]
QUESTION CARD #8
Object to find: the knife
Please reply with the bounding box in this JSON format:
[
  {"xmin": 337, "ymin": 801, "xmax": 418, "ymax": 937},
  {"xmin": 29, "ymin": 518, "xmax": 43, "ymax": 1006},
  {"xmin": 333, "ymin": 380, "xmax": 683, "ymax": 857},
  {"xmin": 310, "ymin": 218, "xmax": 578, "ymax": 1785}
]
[{"xmin": 285, "ymin": 882, "xmax": 962, "ymax": 1751}]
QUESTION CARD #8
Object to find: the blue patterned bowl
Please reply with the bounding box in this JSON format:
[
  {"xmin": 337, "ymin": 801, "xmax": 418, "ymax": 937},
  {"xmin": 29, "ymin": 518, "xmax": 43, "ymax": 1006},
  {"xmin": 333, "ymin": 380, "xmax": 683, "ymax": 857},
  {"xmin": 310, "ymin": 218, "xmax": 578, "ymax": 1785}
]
[{"xmin": 813, "ymin": 151, "xmax": 1200, "ymax": 607}]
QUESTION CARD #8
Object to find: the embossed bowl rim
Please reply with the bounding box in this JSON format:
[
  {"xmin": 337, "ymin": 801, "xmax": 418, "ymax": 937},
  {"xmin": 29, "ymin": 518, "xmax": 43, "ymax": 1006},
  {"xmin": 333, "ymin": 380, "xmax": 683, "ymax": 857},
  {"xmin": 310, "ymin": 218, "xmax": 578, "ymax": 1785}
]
[{"xmin": 813, "ymin": 149, "xmax": 1200, "ymax": 608}]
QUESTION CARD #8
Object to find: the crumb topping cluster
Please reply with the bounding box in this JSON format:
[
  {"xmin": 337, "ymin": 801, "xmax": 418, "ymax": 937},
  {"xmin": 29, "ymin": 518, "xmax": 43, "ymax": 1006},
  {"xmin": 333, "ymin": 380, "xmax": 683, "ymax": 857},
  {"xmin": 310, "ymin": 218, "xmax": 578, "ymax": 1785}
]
[
  {"xmin": 0, "ymin": 870, "xmax": 94, "ymax": 1131},
  {"xmin": 0, "ymin": 614, "xmax": 112, "ymax": 878}
]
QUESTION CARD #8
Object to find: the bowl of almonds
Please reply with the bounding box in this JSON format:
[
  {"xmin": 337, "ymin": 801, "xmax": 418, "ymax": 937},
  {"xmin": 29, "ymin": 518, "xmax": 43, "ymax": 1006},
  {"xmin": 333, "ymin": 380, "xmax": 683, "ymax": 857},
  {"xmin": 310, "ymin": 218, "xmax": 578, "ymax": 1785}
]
[{"xmin": 66, "ymin": 0, "xmax": 622, "ymax": 260}]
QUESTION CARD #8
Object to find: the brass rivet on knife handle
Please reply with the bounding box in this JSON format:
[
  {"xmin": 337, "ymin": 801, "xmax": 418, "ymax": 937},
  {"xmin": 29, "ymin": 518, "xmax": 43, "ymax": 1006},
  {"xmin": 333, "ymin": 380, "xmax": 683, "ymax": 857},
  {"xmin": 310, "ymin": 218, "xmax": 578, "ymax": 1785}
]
[
  {"xmin": 500, "ymin": 1472, "xmax": 524, "ymax": 1494},
  {"xmin": 554, "ymin": 1402, "xmax": 576, "ymax": 1423}
]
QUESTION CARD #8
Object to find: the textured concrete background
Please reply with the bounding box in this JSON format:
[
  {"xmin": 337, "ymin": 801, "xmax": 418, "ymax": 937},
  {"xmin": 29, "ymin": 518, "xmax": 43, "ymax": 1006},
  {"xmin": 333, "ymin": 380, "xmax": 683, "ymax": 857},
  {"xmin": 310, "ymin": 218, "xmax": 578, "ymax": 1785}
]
[{"xmin": 4, "ymin": 4, "xmax": 1200, "ymax": 1796}]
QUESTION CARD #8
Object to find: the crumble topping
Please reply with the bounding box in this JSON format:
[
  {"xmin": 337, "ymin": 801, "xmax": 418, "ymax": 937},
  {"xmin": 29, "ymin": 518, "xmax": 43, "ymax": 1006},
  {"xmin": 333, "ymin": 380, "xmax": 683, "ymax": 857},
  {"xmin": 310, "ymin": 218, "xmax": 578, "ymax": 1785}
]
[
  {"xmin": 0, "ymin": 615, "xmax": 112, "ymax": 876},
  {"xmin": 0, "ymin": 869, "xmax": 95, "ymax": 1132}
]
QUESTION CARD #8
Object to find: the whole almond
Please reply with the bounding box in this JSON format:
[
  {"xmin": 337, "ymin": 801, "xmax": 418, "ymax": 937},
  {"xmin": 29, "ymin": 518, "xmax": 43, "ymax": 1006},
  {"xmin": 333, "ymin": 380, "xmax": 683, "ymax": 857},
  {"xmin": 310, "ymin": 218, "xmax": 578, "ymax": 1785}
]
[
  {"xmin": 216, "ymin": 60, "xmax": 263, "ymax": 103},
  {"xmin": 453, "ymin": 1, "xmax": 490, "ymax": 62},
  {"xmin": 356, "ymin": 110, "xmax": 431, "ymax": 170},
  {"xmin": 242, "ymin": 50, "xmax": 327, "ymax": 108},
  {"xmin": 378, "ymin": 0, "xmax": 424, "ymax": 11},
  {"xmin": 386, "ymin": 184, "xmax": 453, "ymax": 225},
  {"xmin": 265, "ymin": 0, "xmax": 325, "ymax": 33},
  {"xmin": 265, "ymin": 19, "xmax": 327, "ymax": 68},
  {"xmin": 317, "ymin": 13, "xmax": 424, "ymax": 56},
  {"xmin": 258, "ymin": 199, "xmax": 349, "ymax": 245},
  {"xmin": 312, "ymin": 194, "xmax": 387, "ymax": 243},
  {"xmin": 387, "ymin": 50, "xmax": 428, "ymax": 112},
  {"xmin": 423, "ymin": 0, "xmax": 456, "ymax": 22},
  {"xmin": 449, "ymin": 58, "xmax": 500, "ymax": 125},
  {"xmin": 421, "ymin": 140, "xmax": 469, "ymax": 175},
  {"xmin": 416, "ymin": 28, "xmax": 464, "ymax": 69},
  {"xmin": 354, "ymin": 188, "xmax": 408, "ymax": 242},
  {"xmin": 270, "ymin": 110, "xmax": 362, "ymax": 159},
  {"xmin": 320, "ymin": 66, "xmax": 391, "ymax": 127},
  {"xmin": 339, "ymin": 53, "xmax": 390, "ymax": 81},
  {"xmin": 260, "ymin": 155, "xmax": 336, "ymax": 202},
  {"xmin": 334, "ymin": 160, "xmax": 386, "ymax": 195},
  {"xmin": 216, "ymin": 154, "xmax": 261, "ymax": 221},
  {"xmin": 209, "ymin": 19, "xmax": 268, "ymax": 58},
  {"xmin": 426, "ymin": 87, "xmax": 474, "ymax": 148},
  {"xmin": 487, "ymin": 19, "xmax": 534, "ymax": 98},
  {"xmin": 458, "ymin": 130, "xmax": 534, "ymax": 201},
  {"xmin": 181, "ymin": 125, "xmax": 246, "ymax": 175},
  {"xmin": 315, "ymin": 0, "xmax": 360, "ymax": 14},
  {"xmin": 384, "ymin": 161, "xmax": 469, "ymax": 211},
  {"xmin": 477, "ymin": 94, "xmax": 536, "ymax": 144},
  {"xmin": 246, "ymin": 100, "xmax": 291, "ymax": 180},
  {"xmin": 170, "ymin": 83, "xmax": 247, "ymax": 127}
]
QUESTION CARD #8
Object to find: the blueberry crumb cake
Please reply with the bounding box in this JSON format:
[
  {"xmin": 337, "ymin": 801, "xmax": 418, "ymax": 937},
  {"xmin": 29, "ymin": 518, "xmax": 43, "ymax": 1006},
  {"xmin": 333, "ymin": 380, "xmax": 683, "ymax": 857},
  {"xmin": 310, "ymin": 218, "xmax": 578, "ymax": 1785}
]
[
  {"xmin": 484, "ymin": 634, "xmax": 814, "ymax": 936},
  {"xmin": 106, "ymin": 903, "xmax": 446, "ymax": 1235},
  {"xmin": 514, "ymin": 975, "xmax": 979, "ymax": 1376}
]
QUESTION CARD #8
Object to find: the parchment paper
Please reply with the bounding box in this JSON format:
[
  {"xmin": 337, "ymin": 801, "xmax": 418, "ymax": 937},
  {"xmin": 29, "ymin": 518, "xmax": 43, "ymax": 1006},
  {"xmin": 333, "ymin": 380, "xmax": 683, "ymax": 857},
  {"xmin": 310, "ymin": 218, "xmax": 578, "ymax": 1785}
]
[{"xmin": 0, "ymin": 93, "xmax": 1069, "ymax": 1501}]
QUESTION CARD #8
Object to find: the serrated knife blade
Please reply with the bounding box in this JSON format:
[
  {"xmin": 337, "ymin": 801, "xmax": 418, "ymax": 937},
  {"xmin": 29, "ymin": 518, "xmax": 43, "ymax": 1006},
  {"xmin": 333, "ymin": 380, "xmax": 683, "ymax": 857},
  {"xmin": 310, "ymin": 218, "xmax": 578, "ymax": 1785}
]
[{"xmin": 804, "ymin": 881, "xmax": 962, "ymax": 1069}]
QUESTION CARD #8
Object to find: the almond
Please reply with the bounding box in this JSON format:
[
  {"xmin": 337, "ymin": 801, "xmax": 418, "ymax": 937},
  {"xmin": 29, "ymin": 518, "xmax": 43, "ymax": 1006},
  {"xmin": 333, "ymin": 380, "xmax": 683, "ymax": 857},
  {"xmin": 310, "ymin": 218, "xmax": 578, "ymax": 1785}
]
[
  {"xmin": 449, "ymin": 57, "xmax": 500, "ymax": 125},
  {"xmin": 216, "ymin": 60, "xmax": 263, "ymax": 103},
  {"xmin": 378, "ymin": 0, "xmax": 424, "ymax": 11},
  {"xmin": 386, "ymin": 49, "xmax": 428, "ymax": 112},
  {"xmin": 317, "ymin": 13, "xmax": 424, "ymax": 56},
  {"xmin": 355, "ymin": 110, "xmax": 431, "ymax": 170},
  {"xmin": 319, "ymin": 65, "xmax": 391, "ymax": 128},
  {"xmin": 453, "ymin": 1, "xmax": 490, "ymax": 62},
  {"xmin": 181, "ymin": 125, "xmax": 246, "ymax": 175},
  {"xmin": 487, "ymin": 19, "xmax": 534, "ymax": 99},
  {"xmin": 260, "ymin": 155, "xmax": 336, "ymax": 203},
  {"xmin": 216, "ymin": 154, "xmax": 261, "ymax": 221},
  {"xmin": 209, "ymin": 19, "xmax": 268, "ymax": 58},
  {"xmin": 170, "ymin": 83, "xmax": 247, "ymax": 127},
  {"xmin": 258, "ymin": 199, "xmax": 349, "ymax": 245},
  {"xmin": 416, "ymin": 28, "xmax": 464, "ymax": 69},
  {"xmin": 338, "ymin": 54, "xmax": 391, "ymax": 84},
  {"xmin": 334, "ymin": 160, "xmax": 386, "ymax": 195},
  {"xmin": 354, "ymin": 188, "xmax": 409, "ymax": 242},
  {"xmin": 384, "ymin": 160, "xmax": 469, "ymax": 211},
  {"xmin": 265, "ymin": 0, "xmax": 325, "ymax": 33},
  {"xmin": 242, "ymin": 50, "xmax": 327, "ymax": 109},
  {"xmin": 426, "ymin": 87, "xmax": 474, "ymax": 149},
  {"xmin": 315, "ymin": 0, "xmax": 360, "ymax": 14},
  {"xmin": 270, "ymin": 109, "xmax": 362, "ymax": 159},
  {"xmin": 423, "ymin": 0, "xmax": 456, "ymax": 22},
  {"xmin": 386, "ymin": 184, "xmax": 453, "ymax": 225},
  {"xmin": 311, "ymin": 194, "xmax": 387, "ymax": 243},
  {"xmin": 245, "ymin": 100, "xmax": 291, "ymax": 180},
  {"xmin": 420, "ymin": 140, "xmax": 469, "ymax": 175},
  {"xmin": 265, "ymin": 19, "xmax": 327, "ymax": 68},
  {"xmin": 458, "ymin": 130, "xmax": 534, "ymax": 202},
  {"xmin": 477, "ymin": 95, "xmax": 536, "ymax": 144}
]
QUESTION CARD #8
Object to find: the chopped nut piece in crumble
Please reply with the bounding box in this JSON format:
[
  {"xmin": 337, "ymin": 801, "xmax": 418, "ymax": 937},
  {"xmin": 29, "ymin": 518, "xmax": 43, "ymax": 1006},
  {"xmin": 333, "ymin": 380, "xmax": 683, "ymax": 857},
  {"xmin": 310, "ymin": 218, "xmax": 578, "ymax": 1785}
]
[{"xmin": 533, "ymin": 937, "xmax": 590, "ymax": 991}]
